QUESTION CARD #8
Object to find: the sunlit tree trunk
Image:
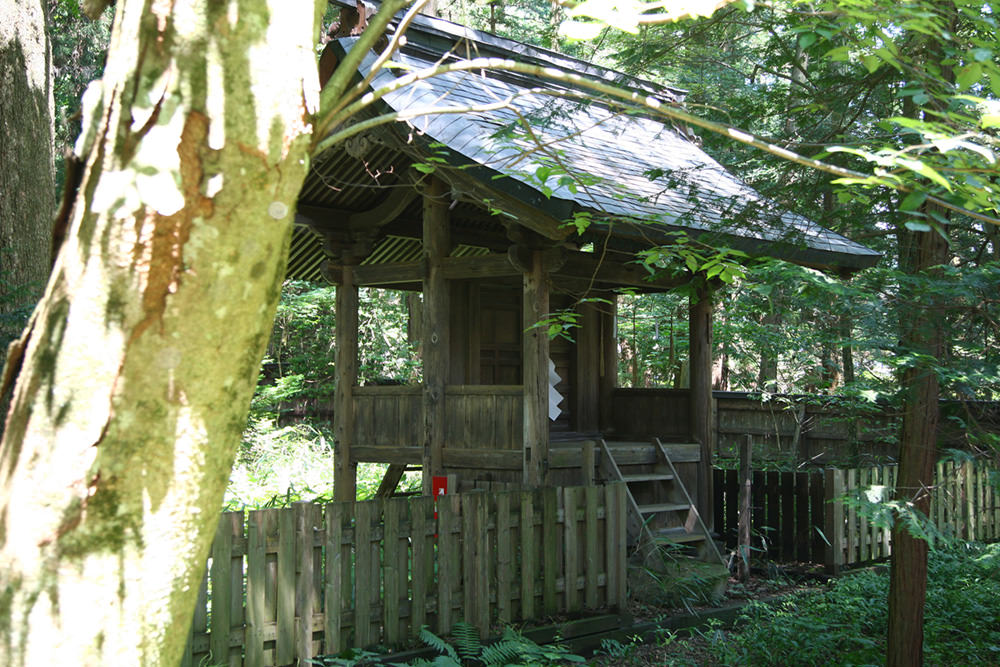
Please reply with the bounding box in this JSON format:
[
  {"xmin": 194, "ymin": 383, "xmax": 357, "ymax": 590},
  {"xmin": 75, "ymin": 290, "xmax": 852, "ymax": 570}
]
[{"xmin": 0, "ymin": 0, "xmax": 322, "ymax": 663}]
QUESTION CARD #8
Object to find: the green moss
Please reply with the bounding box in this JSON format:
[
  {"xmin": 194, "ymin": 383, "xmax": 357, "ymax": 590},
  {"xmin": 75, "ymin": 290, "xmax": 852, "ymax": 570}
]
[{"xmin": 57, "ymin": 484, "xmax": 141, "ymax": 560}]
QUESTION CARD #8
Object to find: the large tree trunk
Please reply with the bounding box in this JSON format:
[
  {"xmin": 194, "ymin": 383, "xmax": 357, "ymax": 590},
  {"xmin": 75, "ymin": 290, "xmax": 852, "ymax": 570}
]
[
  {"xmin": 886, "ymin": 217, "xmax": 949, "ymax": 667},
  {"xmin": 0, "ymin": 0, "xmax": 54, "ymax": 353},
  {"xmin": 0, "ymin": 0, "xmax": 321, "ymax": 663}
]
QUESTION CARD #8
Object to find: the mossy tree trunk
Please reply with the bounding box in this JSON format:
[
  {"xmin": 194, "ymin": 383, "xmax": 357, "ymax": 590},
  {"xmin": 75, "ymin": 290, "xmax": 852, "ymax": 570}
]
[
  {"xmin": 0, "ymin": 0, "xmax": 323, "ymax": 663},
  {"xmin": 0, "ymin": 0, "xmax": 54, "ymax": 355}
]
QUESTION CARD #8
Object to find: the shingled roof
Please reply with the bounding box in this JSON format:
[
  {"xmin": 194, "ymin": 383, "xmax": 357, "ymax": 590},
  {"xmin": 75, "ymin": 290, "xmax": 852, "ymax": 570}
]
[{"xmin": 291, "ymin": 8, "xmax": 879, "ymax": 280}]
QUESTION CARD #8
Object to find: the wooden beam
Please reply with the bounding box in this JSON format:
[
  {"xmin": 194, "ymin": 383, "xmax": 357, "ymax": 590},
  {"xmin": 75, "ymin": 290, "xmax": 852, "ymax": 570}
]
[
  {"xmin": 333, "ymin": 263, "xmax": 359, "ymax": 501},
  {"xmin": 296, "ymin": 176, "xmax": 417, "ymax": 234},
  {"xmin": 442, "ymin": 449, "xmax": 522, "ymax": 470},
  {"xmin": 523, "ymin": 249, "xmax": 550, "ymax": 487},
  {"xmin": 422, "ymin": 177, "xmax": 450, "ymax": 495},
  {"xmin": 556, "ymin": 251, "xmax": 687, "ymax": 292},
  {"xmin": 352, "ymin": 261, "xmax": 422, "ymax": 286},
  {"xmin": 349, "ymin": 184, "xmax": 418, "ymax": 231},
  {"xmin": 352, "ymin": 446, "xmax": 423, "ymax": 464},
  {"xmin": 441, "ymin": 253, "xmax": 519, "ymax": 280},
  {"xmin": 689, "ymin": 282, "xmax": 715, "ymax": 529},
  {"xmin": 444, "ymin": 169, "xmax": 572, "ymax": 242}
]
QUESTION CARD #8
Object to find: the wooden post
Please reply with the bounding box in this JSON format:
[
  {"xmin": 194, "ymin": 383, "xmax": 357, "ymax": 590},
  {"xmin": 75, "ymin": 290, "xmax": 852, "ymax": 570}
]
[
  {"xmin": 598, "ymin": 297, "xmax": 617, "ymax": 432},
  {"xmin": 333, "ymin": 262, "xmax": 358, "ymax": 501},
  {"xmin": 422, "ymin": 177, "xmax": 450, "ymax": 495},
  {"xmin": 824, "ymin": 468, "xmax": 845, "ymax": 574},
  {"xmin": 523, "ymin": 249, "xmax": 550, "ymax": 487},
  {"xmin": 581, "ymin": 441, "xmax": 595, "ymax": 486},
  {"xmin": 737, "ymin": 435, "xmax": 752, "ymax": 582},
  {"xmin": 689, "ymin": 282, "xmax": 715, "ymax": 529},
  {"xmin": 574, "ymin": 300, "xmax": 600, "ymax": 433}
]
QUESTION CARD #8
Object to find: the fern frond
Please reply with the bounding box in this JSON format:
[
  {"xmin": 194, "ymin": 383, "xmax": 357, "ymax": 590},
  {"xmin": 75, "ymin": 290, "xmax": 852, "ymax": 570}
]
[
  {"xmin": 419, "ymin": 625, "xmax": 459, "ymax": 662},
  {"xmin": 451, "ymin": 621, "xmax": 482, "ymax": 660},
  {"xmin": 479, "ymin": 639, "xmax": 528, "ymax": 666}
]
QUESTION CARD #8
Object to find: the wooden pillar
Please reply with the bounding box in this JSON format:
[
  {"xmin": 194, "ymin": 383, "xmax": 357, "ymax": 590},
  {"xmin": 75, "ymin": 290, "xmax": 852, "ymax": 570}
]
[
  {"xmin": 689, "ymin": 282, "xmax": 715, "ymax": 529},
  {"xmin": 523, "ymin": 249, "xmax": 550, "ymax": 487},
  {"xmin": 598, "ymin": 296, "xmax": 617, "ymax": 433},
  {"xmin": 574, "ymin": 300, "xmax": 600, "ymax": 434},
  {"xmin": 333, "ymin": 262, "xmax": 359, "ymax": 501},
  {"xmin": 422, "ymin": 177, "xmax": 450, "ymax": 495}
]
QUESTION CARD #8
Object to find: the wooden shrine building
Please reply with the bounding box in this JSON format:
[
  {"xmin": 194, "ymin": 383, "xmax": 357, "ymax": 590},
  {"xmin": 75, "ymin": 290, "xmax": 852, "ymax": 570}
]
[{"xmin": 287, "ymin": 6, "xmax": 880, "ymax": 545}]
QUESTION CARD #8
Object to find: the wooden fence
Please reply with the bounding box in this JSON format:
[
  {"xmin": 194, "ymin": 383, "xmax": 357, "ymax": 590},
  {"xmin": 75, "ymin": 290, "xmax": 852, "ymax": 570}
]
[
  {"xmin": 182, "ymin": 483, "xmax": 628, "ymax": 667},
  {"xmin": 714, "ymin": 460, "xmax": 1000, "ymax": 572}
]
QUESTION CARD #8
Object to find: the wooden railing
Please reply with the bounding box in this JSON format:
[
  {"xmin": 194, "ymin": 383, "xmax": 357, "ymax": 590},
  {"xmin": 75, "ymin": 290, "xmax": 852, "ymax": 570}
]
[
  {"xmin": 182, "ymin": 483, "xmax": 627, "ymax": 667},
  {"xmin": 714, "ymin": 460, "xmax": 1000, "ymax": 572},
  {"xmin": 351, "ymin": 385, "xmax": 523, "ymax": 465}
]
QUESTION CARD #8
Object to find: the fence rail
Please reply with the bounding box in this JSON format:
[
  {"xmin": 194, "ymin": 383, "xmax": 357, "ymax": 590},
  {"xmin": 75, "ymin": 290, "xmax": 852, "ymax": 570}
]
[
  {"xmin": 182, "ymin": 483, "xmax": 628, "ymax": 667},
  {"xmin": 714, "ymin": 460, "xmax": 1000, "ymax": 572}
]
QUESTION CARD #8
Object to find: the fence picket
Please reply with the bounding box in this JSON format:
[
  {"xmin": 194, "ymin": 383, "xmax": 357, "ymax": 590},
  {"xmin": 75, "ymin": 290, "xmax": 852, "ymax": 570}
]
[
  {"xmin": 354, "ymin": 500, "xmax": 375, "ymax": 648},
  {"xmin": 294, "ymin": 503, "xmax": 318, "ymax": 663},
  {"xmin": 543, "ymin": 488, "xmax": 559, "ymax": 615},
  {"xmin": 383, "ymin": 498, "xmax": 403, "ymax": 646},
  {"xmin": 324, "ymin": 503, "xmax": 343, "ymax": 654},
  {"xmin": 496, "ymin": 492, "xmax": 514, "ymax": 624},
  {"xmin": 519, "ymin": 490, "xmax": 536, "ymax": 620},
  {"xmin": 409, "ymin": 495, "xmax": 433, "ymax": 635},
  {"xmin": 584, "ymin": 485, "xmax": 600, "ymax": 609},
  {"xmin": 437, "ymin": 493, "xmax": 459, "ymax": 634}
]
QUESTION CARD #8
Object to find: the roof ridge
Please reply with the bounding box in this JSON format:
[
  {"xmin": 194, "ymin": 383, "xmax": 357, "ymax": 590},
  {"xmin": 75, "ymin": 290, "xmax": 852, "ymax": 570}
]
[{"xmin": 326, "ymin": 0, "xmax": 685, "ymax": 102}]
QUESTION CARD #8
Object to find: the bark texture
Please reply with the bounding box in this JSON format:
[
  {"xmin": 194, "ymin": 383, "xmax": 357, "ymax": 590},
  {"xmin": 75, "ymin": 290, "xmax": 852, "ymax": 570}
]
[
  {"xmin": 0, "ymin": 0, "xmax": 54, "ymax": 347},
  {"xmin": 886, "ymin": 220, "xmax": 949, "ymax": 667},
  {"xmin": 0, "ymin": 0, "xmax": 322, "ymax": 663}
]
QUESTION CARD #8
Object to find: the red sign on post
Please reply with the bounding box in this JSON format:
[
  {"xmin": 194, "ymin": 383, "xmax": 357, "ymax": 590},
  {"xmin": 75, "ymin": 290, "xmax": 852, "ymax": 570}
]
[
  {"xmin": 432, "ymin": 475, "xmax": 449, "ymax": 501},
  {"xmin": 432, "ymin": 476, "xmax": 450, "ymax": 532}
]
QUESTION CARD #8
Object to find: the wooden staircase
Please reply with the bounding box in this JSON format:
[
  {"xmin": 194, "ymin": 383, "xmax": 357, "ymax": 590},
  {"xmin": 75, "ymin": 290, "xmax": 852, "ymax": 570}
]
[{"xmin": 599, "ymin": 437, "xmax": 724, "ymax": 564}]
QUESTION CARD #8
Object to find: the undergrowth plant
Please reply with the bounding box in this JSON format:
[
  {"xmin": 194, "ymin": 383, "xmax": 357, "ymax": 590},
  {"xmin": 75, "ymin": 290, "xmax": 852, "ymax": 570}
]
[
  {"xmin": 711, "ymin": 542, "xmax": 1000, "ymax": 665},
  {"xmin": 411, "ymin": 622, "xmax": 586, "ymax": 666}
]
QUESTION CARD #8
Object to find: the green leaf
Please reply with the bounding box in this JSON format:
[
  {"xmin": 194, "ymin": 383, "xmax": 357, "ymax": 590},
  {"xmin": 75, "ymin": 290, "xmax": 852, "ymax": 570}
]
[
  {"xmin": 971, "ymin": 47, "xmax": 993, "ymax": 62},
  {"xmin": 900, "ymin": 191, "xmax": 928, "ymax": 211},
  {"xmin": 799, "ymin": 33, "xmax": 817, "ymax": 49},
  {"xmin": 861, "ymin": 54, "xmax": 882, "ymax": 73},
  {"xmin": 896, "ymin": 158, "xmax": 952, "ymax": 191},
  {"xmin": 904, "ymin": 221, "xmax": 932, "ymax": 232},
  {"xmin": 957, "ymin": 63, "xmax": 983, "ymax": 91}
]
